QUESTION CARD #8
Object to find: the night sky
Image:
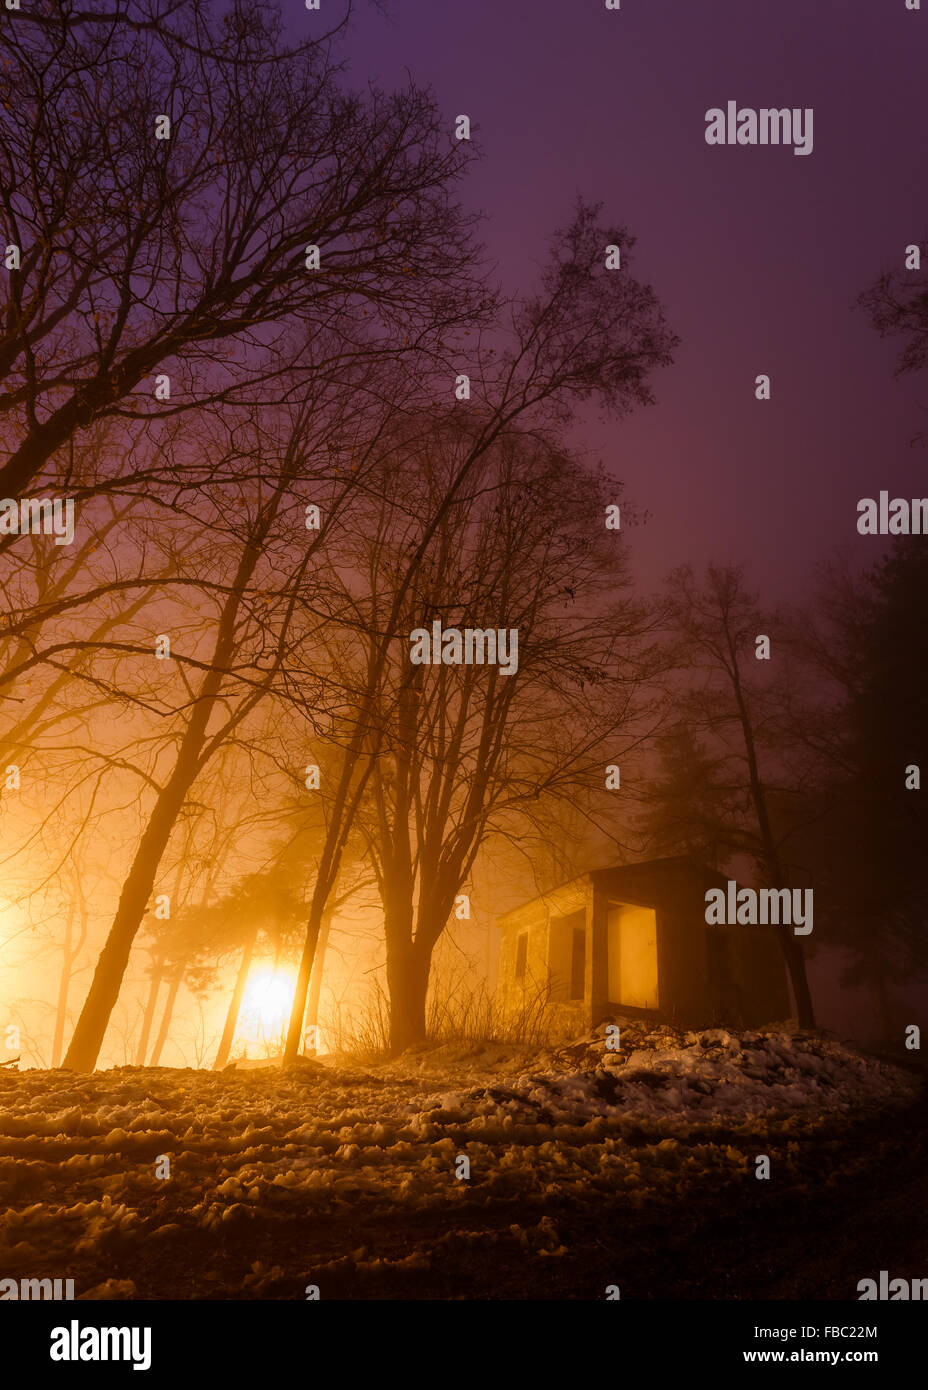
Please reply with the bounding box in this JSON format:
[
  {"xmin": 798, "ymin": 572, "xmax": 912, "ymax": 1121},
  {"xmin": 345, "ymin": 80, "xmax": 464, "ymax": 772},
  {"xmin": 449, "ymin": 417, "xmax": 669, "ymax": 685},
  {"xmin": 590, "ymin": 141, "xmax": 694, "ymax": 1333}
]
[{"xmin": 334, "ymin": 0, "xmax": 927, "ymax": 598}]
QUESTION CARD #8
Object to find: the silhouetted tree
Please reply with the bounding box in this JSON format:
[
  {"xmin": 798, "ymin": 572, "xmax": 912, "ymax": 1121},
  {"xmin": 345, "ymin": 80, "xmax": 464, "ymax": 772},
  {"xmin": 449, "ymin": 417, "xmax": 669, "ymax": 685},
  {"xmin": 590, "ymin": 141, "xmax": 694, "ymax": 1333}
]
[
  {"xmin": 0, "ymin": 0, "xmax": 484, "ymax": 499},
  {"xmin": 283, "ymin": 202, "xmax": 678, "ymax": 1059},
  {"xmin": 642, "ymin": 565, "xmax": 816, "ymax": 1027},
  {"xmin": 788, "ymin": 542, "xmax": 928, "ymax": 1036}
]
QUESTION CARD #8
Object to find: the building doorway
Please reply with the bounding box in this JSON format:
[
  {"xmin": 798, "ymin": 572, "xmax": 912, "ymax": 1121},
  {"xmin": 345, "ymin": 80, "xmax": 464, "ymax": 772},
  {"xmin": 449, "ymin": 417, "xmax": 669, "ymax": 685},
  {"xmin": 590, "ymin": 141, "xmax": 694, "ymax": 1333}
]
[{"xmin": 607, "ymin": 902, "xmax": 659, "ymax": 1009}]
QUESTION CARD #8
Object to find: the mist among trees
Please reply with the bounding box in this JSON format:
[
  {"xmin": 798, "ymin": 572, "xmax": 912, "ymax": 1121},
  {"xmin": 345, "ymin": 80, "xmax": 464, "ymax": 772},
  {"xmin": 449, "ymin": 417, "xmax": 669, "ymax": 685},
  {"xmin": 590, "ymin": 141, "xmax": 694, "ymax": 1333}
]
[{"xmin": 0, "ymin": 0, "xmax": 923, "ymax": 1075}]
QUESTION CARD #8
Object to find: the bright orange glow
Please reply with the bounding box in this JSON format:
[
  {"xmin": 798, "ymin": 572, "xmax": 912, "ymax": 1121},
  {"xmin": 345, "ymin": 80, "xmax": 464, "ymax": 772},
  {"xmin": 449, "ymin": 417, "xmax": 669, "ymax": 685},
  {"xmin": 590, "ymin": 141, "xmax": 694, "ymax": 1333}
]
[{"xmin": 238, "ymin": 968, "xmax": 297, "ymax": 1049}]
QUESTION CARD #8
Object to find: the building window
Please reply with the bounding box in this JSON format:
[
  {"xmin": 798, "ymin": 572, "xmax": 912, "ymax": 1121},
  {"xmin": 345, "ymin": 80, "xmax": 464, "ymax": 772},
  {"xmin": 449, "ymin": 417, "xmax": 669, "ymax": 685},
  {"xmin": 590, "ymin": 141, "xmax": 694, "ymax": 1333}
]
[
  {"xmin": 515, "ymin": 932, "xmax": 528, "ymax": 982},
  {"xmin": 570, "ymin": 926, "xmax": 586, "ymax": 1000}
]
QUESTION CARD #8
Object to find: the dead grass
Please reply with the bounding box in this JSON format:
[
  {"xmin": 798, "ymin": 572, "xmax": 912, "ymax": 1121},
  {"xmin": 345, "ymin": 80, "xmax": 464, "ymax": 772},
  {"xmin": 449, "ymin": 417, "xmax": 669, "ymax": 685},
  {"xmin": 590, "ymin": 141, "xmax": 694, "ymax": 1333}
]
[{"xmin": 323, "ymin": 970, "xmax": 554, "ymax": 1060}]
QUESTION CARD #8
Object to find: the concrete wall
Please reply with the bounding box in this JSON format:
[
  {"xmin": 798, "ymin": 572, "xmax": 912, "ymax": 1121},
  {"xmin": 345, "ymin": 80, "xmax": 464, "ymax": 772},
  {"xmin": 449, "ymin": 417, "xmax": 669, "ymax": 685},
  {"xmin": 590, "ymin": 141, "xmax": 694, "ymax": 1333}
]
[{"xmin": 497, "ymin": 878, "xmax": 592, "ymax": 1035}]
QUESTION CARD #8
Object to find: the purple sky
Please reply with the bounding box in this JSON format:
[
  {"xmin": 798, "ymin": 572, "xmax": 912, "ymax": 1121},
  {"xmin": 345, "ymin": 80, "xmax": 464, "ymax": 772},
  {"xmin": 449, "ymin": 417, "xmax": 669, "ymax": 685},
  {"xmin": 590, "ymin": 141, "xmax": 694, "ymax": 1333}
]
[{"xmin": 337, "ymin": 0, "xmax": 927, "ymax": 598}]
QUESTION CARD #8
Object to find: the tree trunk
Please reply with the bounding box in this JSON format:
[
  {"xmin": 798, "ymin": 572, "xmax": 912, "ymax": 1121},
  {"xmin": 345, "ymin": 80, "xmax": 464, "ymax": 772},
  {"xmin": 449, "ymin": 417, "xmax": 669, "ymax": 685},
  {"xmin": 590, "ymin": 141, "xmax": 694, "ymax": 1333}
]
[
  {"xmin": 724, "ymin": 630, "xmax": 816, "ymax": 1028},
  {"xmin": 51, "ymin": 902, "xmax": 76, "ymax": 1069},
  {"xmin": 213, "ymin": 923, "xmax": 259, "ymax": 1070},
  {"xmin": 774, "ymin": 923, "xmax": 816, "ymax": 1029},
  {"xmin": 0, "ymin": 338, "xmax": 179, "ymax": 501},
  {"xmin": 135, "ymin": 956, "xmax": 164, "ymax": 1067},
  {"xmin": 386, "ymin": 942, "xmax": 430, "ymax": 1054},
  {"xmin": 303, "ymin": 907, "xmax": 333, "ymax": 1053},
  {"xmin": 149, "ymin": 970, "xmax": 183, "ymax": 1067},
  {"xmin": 52, "ymin": 881, "xmax": 89, "ymax": 1067},
  {"xmin": 284, "ymin": 751, "xmax": 372, "ymax": 1065},
  {"xmin": 62, "ymin": 515, "xmax": 273, "ymax": 1070},
  {"xmin": 63, "ymin": 764, "xmax": 208, "ymax": 1069},
  {"xmin": 284, "ymin": 904, "xmax": 323, "ymax": 1062}
]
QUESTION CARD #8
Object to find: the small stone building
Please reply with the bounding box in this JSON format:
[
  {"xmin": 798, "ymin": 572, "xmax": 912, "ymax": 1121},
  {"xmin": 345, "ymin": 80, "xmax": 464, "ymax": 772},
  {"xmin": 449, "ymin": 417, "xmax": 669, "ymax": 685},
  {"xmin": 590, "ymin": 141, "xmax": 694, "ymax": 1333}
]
[{"xmin": 496, "ymin": 856, "xmax": 790, "ymax": 1037}]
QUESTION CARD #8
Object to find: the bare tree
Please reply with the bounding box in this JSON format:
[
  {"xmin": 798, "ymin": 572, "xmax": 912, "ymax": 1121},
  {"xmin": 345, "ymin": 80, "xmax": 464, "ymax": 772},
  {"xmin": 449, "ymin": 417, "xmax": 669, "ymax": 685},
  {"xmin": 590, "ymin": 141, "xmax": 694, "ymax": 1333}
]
[
  {"xmin": 350, "ymin": 431, "xmax": 660, "ymax": 1050},
  {"xmin": 859, "ymin": 235, "xmax": 928, "ymax": 439},
  {"xmin": 63, "ymin": 404, "xmax": 333, "ymax": 1068},
  {"xmin": 643, "ymin": 565, "xmax": 816, "ymax": 1027},
  {"xmin": 282, "ymin": 200, "xmax": 678, "ymax": 1060},
  {"xmin": 0, "ymin": 0, "xmax": 485, "ymax": 500}
]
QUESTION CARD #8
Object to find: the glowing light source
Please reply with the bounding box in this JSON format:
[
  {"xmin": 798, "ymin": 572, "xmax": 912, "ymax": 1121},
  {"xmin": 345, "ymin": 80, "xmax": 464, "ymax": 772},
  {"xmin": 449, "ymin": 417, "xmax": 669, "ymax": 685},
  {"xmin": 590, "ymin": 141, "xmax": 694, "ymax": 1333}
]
[{"xmin": 238, "ymin": 968, "xmax": 296, "ymax": 1048}]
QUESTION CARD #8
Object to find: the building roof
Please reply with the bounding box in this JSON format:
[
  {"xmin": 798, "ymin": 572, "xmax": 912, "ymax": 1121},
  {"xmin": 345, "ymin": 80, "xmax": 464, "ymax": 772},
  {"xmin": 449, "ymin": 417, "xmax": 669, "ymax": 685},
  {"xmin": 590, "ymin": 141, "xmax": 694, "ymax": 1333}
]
[{"xmin": 497, "ymin": 856, "xmax": 735, "ymax": 929}]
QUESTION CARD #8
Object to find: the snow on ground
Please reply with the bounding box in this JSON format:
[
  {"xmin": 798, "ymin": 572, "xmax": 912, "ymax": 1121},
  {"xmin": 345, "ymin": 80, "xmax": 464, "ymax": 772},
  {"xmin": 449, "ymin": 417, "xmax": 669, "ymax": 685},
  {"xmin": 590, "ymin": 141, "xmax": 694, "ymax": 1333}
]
[{"xmin": 0, "ymin": 1020, "xmax": 920, "ymax": 1297}]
